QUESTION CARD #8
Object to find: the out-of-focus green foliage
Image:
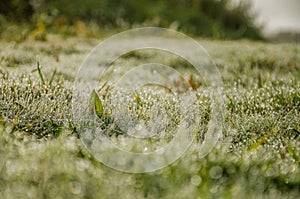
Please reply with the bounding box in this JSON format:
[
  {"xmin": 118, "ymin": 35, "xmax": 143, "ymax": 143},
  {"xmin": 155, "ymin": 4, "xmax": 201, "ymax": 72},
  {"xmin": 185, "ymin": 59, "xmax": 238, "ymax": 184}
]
[
  {"xmin": 0, "ymin": 0, "xmax": 33, "ymax": 22},
  {"xmin": 0, "ymin": 0, "xmax": 262, "ymax": 39}
]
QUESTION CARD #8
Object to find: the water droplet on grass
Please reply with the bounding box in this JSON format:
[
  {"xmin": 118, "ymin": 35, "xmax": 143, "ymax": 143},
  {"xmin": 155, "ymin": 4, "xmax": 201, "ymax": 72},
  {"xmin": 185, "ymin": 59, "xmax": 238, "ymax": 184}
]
[
  {"xmin": 209, "ymin": 166, "xmax": 223, "ymax": 179},
  {"xmin": 135, "ymin": 124, "xmax": 143, "ymax": 131},
  {"xmin": 191, "ymin": 175, "xmax": 201, "ymax": 186}
]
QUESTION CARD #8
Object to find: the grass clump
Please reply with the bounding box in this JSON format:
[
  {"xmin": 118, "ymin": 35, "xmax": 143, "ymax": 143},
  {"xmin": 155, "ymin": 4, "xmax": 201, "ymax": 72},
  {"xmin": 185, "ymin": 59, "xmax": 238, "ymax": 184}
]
[{"xmin": 0, "ymin": 65, "xmax": 72, "ymax": 138}]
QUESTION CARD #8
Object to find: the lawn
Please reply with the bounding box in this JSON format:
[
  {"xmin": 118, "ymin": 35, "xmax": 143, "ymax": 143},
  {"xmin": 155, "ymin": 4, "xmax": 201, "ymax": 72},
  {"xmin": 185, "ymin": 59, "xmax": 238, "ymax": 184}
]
[{"xmin": 0, "ymin": 34, "xmax": 299, "ymax": 198}]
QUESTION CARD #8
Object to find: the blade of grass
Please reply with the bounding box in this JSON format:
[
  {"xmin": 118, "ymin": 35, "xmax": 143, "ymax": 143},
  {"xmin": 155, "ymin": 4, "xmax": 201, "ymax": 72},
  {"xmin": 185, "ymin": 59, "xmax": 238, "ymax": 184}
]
[
  {"xmin": 246, "ymin": 128, "xmax": 277, "ymax": 153},
  {"xmin": 36, "ymin": 61, "xmax": 45, "ymax": 84},
  {"xmin": 49, "ymin": 67, "xmax": 57, "ymax": 87},
  {"xmin": 134, "ymin": 91, "xmax": 142, "ymax": 105},
  {"xmin": 97, "ymin": 81, "xmax": 108, "ymax": 93},
  {"xmin": 91, "ymin": 89, "xmax": 103, "ymax": 118}
]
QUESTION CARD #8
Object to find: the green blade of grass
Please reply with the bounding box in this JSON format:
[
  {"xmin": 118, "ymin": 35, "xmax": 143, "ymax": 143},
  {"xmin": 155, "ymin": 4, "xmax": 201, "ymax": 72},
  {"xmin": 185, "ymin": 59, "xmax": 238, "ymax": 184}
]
[
  {"xmin": 247, "ymin": 128, "xmax": 277, "ymax": 153},
  {"xmin": 36, "ymin": 61, "xmax": 45, "ymax": 85},
  {"xmin": 97, "ymin": 81, "xmax": 108, "ymax": 93},
  {"xmin": 134, "ymin": 91, "xmax": 142, "ymax": 105},
  {"xmin": 49, "ymin": 67, "xmax": 57, "ymax": 87},
  {"xmin": 91, "ymin": 89, "xmax": 103, "ymax": 118}
]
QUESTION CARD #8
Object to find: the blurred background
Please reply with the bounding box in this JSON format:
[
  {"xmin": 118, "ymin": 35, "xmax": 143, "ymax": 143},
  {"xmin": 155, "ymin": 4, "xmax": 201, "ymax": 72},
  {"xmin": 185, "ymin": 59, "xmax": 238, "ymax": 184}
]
[{"xmin": 0, "ymin": 0, "xmax": 299, "ymax": 41}]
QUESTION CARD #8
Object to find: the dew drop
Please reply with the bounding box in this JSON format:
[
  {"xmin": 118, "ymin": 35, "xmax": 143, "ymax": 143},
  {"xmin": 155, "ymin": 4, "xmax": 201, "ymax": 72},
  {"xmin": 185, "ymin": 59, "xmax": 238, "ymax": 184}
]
[
  {"xmin": 135, "ymin": 124, "xmax": 143, "ymax": 131},
  {"xmin": 191, "ymin": 175, "xmax": 202, "ymax": 186}
]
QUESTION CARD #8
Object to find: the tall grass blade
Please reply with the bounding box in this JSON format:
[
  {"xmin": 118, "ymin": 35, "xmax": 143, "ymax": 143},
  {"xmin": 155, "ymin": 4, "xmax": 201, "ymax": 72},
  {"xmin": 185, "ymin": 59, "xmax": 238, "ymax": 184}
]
[
  {"xmin": 36, "ymin": 61, "xmax": 45, "ymax": 85},
  {"xmin": 49, "ymin": 68, "xmax": 57, "ymax": 87},
  {"xmin": 91, "ymin": 89, "xmax": 103, "ymax": 118}
]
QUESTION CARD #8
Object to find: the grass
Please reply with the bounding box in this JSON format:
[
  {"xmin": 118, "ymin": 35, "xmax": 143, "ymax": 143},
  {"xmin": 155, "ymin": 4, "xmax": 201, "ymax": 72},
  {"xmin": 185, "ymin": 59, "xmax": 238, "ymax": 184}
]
[{"xmin": 0, "ymin": 35, "xmax": 299, "ymax": 198}]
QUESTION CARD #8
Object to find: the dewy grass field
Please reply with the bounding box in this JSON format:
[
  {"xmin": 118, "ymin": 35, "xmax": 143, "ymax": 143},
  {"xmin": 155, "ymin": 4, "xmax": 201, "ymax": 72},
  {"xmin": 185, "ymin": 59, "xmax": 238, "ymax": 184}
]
[{"xmin": 0, "ymin": 34, "xmax": 299, "ymax": 198}]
